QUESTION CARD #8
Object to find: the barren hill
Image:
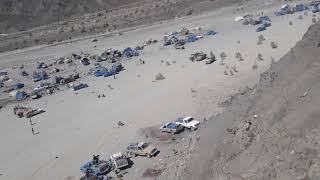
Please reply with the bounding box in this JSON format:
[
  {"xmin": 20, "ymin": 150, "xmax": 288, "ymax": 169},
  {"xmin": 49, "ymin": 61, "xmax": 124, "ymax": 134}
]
[
  {"xmin": 185, "ymin": 22, "xmax": 320, "ymax": 180},
  {"xmin": 0, "ymin": 0, "xmax": 142, "ymax": 33}
]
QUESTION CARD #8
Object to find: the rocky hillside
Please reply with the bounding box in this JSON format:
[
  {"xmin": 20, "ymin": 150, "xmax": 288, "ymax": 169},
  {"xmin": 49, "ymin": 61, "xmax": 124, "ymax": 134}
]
[
  {"xmin": 0, "ymin": 0, "xmax": 142, "ymax": 33},
  {"xmin": 184, "ymin": 22, "xmax": 320, "ymax": 180}
]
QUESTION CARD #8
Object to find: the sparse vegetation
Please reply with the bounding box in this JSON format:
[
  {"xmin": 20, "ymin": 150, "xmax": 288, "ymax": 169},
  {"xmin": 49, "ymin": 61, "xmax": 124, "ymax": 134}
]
[
  {"xmin": 257, "ymin": 35, "xmax": 265, "ymax": 45},
  {"xmin": 220, "ymin": 52, "xmax": 227, "ymax": 65},
  {"xmin": 257, "ymin": 53, "xmax": 263, "ymax": 61},
  {"xmin": 231, "ymin": 65, "xmax": 238, "ymax": 72},
  {"xmin": 155, "ymin": 73, "xmax": 165, "ymax": 80},
  {"xmin": 270, "ymin": 41, "xmax": 278, "ymax": 49},
  {"xmin": 298, "ymin": 15, "xmax": 303, "ymax": 20},
  {"xmin": 235, "ymin": 52, "xmax": 244, "ymax": 61},
  {"xmin": 289, "ymin": 21, "xmax": 293, "ymax": 26}
]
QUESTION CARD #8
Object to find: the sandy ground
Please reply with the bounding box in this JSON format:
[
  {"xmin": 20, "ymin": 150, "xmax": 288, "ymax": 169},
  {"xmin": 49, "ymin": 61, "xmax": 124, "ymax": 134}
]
[{"xmin": 0, "ymin": 1, "xmax": 316, "ymax": 180}]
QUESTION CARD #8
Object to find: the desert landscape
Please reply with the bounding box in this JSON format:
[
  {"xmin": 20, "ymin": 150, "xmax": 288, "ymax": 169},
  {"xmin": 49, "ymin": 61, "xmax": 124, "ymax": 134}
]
[{"xmin": 0, "ymin": 0, "xmax": 320, "ymax": 180}]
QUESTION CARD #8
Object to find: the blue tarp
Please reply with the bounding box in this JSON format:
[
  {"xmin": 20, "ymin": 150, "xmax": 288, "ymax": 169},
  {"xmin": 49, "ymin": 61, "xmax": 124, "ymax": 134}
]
[
  {"xmin": 295, "ymin": 4, "xmax": 307, "ymax": 12},
  {"xmin": 167, "ymin": 122, "xmax": 178, "ymax": 129},
  {"xmin": 14, "ymin": 83, "xmax": 24, "ymax": 90},
  {"xmin": 123, "ymin": 47, "xmax": 139, "ymax": 58},
  {"xmin": 185, "ymin": 34, "xmax": 198, "ymax": 43},
  {"xmin": 16, "ymin": 91, "xmax": 28, "ymax": 101},
  {"xmin": 259, "ymin": 16, "xmax": 271, "ymax": 23},
  {"xmin": 205, "ymin": 30, "xmax": 217, "ymax": 36}
]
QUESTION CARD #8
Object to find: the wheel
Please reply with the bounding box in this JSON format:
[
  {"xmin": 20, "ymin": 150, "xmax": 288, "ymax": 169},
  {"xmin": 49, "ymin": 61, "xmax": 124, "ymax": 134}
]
[
  {"xmin": 191, "ymin": 127, "xmax": 196, "ymax": 131},
  {"xmin": 146, "ymin": 153, "xmax": 151, "ymax": 158}
]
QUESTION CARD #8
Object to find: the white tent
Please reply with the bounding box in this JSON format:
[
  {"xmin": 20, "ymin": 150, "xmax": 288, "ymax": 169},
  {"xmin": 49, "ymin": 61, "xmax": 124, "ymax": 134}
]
[{"xmin": 234, "ymin": 16, "xmax": 244, "ymax": 22}]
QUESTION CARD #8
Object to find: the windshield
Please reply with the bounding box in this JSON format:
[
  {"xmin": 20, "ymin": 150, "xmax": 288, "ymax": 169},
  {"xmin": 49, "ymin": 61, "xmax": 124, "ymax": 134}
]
[
  {"xmin": 141, "ymin": 143, "xmax": 148, "ymax": 149},
  {"xmin": 186, "ymin": 118, "xmax": 194, "ymax": 123}
]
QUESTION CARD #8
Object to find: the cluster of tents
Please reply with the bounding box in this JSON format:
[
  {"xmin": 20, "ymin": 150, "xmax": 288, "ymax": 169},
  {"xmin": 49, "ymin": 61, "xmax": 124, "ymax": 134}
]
[
  {"xmin": 163, "ymin": 29, "xmax": 217, "ymax": 47},
  {"xmin": 92, "ymin": 63, "xmax": 124, "ymax": 77},
  {"xmin": 274, "ymin": 3, "xmax": 309, "ymax": 16}
]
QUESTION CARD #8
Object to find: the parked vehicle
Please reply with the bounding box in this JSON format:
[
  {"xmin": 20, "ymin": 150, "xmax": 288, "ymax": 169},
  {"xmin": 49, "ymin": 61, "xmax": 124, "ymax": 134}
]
[
  {"xmin": 160, "ymin": 122, "xmax": 184, "ymax": 134},
  {"xmin": 189, "ymin": 52, "xmax": 207, "ymax": 62},
  {"xmin": 126, "ymin": 142, "xmax": 158, "ymax": 158},
  {"xmin": 175, "ymin": 116, "xmax": 200, "ymax": 131},
  {"xmin": 110, "ymin": 153, "xmax": 129, "ymax": 173}
]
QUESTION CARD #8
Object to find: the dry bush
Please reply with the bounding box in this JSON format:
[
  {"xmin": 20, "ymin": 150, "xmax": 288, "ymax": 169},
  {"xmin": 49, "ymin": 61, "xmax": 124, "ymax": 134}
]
[
  {"xmin": 235, "ymin": 52, "xmax": 244, "ymax": 61},
  {"xmin": 289, "ymin": 21, "xmax": 293, "ymax": 25},
  {"xmin": 257, "ymin": 35, "xmax": 265, "ymax": 45},
  {"xmin": 231, "ymin": 65, "xmax": 238, "ymax": 72},
  {"xmin": 312, "ymin": 18, "xmax": 317, "ymax": 23},
  {"xmin": 298, "ymin": 15, "xmax": 303, "ymax": 20},
  {"xmin": 252, "ymin": 61, "xmax": 258, "ymax": 70},
  {"xmin": 270, "ymin": 41, "xmax": 278, "ymax": 49},
  {"xmin": 257, "ymin": 53, "xmax": 263, "ymax": 61}
]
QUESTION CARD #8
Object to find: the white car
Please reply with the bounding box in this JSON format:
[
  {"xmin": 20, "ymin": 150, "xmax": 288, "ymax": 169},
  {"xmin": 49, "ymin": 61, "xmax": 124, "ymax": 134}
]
[{"xmin": 175, "ymin": 116, "xmax": 200, "ymax": 130}]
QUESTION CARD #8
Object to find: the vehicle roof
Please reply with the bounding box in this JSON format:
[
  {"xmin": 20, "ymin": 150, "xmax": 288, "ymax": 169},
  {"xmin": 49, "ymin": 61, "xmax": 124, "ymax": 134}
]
[
  {"xmin": 111, "ymin": 152, "xmax": 123, "ymax": 158},
  {"xmin": 183, "ymin": 116, "xmax": 193, "ymax": 120}
]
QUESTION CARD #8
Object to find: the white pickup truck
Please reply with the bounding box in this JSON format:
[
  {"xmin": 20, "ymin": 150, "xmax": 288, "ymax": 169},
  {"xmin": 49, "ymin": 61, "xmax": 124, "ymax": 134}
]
[{"xmin": 175, "ymin": 116, "xmax": 200, "ymax": 131}]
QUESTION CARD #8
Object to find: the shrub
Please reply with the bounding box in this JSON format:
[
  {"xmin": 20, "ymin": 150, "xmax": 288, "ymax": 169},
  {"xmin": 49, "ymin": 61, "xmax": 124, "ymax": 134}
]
[{"xmin": 270, "ymin": 41, "xmax": 278, "ymax": 49}]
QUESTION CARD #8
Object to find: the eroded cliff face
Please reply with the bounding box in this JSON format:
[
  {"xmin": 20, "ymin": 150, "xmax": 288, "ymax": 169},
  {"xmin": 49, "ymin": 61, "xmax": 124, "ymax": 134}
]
[{"xmin": 184, "ymin": 22, "xmax": 320, "ymax": 180}]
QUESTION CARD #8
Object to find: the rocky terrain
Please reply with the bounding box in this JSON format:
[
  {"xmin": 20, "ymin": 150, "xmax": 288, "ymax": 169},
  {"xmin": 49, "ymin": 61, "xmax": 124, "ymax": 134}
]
[
  {"xmin": 184, "ymin": 21, "xmax": 320, "ymax": 180},
  {"xmin": 0, "ymin": 0, "xmax": 242, "ymax": 52}
]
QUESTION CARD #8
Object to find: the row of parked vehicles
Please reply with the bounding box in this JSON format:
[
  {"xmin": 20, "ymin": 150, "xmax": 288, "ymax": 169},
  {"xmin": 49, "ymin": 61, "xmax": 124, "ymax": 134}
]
[{"xmin": 81, "ymin": 116, "xmax": 199, "ymax": 179}]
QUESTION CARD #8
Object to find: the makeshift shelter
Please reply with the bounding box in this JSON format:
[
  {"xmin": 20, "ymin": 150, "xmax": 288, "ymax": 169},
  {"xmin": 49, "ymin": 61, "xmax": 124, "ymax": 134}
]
[
  {"xmin": 294, "ymin": 4, "xmax": 307, "ymax": 12},
  {"xmin": 20, "ymin": 71, "xmax": 29, "ymax": 76},
  {"xmin": 185, "ymin": 34, "xmax": 198, "ymax": 43},
  {"xmin": 123, "ymin": 48, "xmax": 139, "ymax": 58},
  {"xmin": 14, "ymin": 83, "xmax": 24, "ymax": 90},
  {"xmin": 16, "ymin": 91, "xmax": 28, "ymax": 101},
  {"xmin": 9, "ymin": 90, "xmax": 18, "ymax": 97}
]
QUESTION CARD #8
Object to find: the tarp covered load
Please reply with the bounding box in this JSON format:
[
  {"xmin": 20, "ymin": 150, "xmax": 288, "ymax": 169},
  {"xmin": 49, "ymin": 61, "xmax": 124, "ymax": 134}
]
[
  {"xmin": 16, "ymin": 91, "xmax": 28, "ymax": 101},
  {"xmin": 123, "ymin": 47, "xmax": 139, "ymax": 58},
  {"xmin": 80, "ymin": 160, "xmax": 111, "ymax": 177},
  {"xmin": 93, "ymin": 63, "xmax": 123, "ymax": 77}
]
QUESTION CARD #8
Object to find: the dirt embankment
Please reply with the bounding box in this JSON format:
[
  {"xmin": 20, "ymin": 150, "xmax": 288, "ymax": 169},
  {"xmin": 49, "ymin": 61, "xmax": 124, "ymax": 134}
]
[
  {"xmin": 0, "ymin": 0, "xmax": 242, "ymax": 53},
  {"xmin": 184, "ymin": 22, "xmax": 320, "ymax": 180}
]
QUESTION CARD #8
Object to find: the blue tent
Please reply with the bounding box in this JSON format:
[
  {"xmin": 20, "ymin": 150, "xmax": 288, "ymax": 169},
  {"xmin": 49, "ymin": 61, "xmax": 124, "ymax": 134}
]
[
  {"xmin": 205, "ymin": 30, "xmax": 217, "ymax": 36},
  {"xmin": 14, "ymin": 83, "xmax": 24, "ymax": 90},
  {"xmin": 185, "ymin": 34, "xmax": 198, "ymax": 43},
  {"xmin": 295, "ymin": 4, "xmax": 307, "ymax": 12},
  {"xmin": 123, "ymin": 47, "xmax": 139, "ymax": 58},
  {"xmin": 16, "ymin": 91, "xmax": 28, "ymax": 101}
]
